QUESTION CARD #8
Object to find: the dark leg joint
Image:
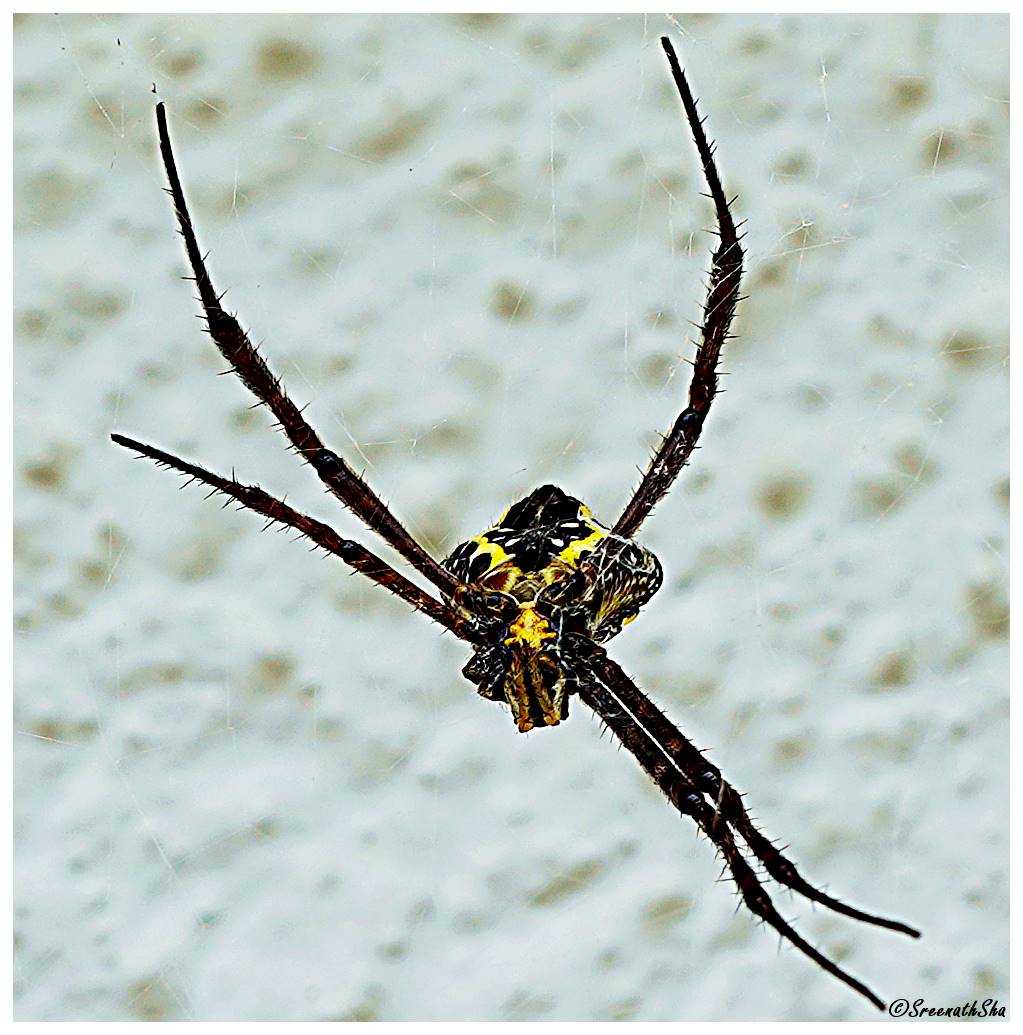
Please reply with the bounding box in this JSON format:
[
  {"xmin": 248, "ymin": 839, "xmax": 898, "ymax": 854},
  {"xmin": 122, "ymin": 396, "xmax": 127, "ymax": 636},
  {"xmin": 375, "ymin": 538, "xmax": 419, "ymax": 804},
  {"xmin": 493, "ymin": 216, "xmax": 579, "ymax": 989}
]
[
  {"xmin": 312, "ymin": 449, "xmax": 345, "ymax": 476},
  {"xmin": 205, "ymin": 307, "xmax": 238, "ymax": 336},
  {"xmin": 670, "ymin": 778, "xmax": 712, "ymax": 821},
  {"xmin": 335, "ymin": 539, "xmax": 362, "ymax": 562},
  {"xmin": 680, "ymin": 408, "xmax": 702, "ymax": 432}
]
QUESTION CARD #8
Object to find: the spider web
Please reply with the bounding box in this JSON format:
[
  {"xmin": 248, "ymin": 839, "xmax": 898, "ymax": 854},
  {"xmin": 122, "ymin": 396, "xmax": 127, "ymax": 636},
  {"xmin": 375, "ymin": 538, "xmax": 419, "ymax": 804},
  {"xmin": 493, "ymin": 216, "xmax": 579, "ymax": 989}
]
[{"xmin": 13, "ymin": 11, "xmax": 1009, "ymax": 1021}]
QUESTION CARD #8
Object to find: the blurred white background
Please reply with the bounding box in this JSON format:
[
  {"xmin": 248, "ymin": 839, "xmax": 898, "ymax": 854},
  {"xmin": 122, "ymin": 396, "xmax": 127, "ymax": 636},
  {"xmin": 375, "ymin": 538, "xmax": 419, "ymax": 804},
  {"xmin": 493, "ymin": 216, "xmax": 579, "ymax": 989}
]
[{"xmin": 14, "ymin": 12, "xmax": 1008, "ymax": 1020}]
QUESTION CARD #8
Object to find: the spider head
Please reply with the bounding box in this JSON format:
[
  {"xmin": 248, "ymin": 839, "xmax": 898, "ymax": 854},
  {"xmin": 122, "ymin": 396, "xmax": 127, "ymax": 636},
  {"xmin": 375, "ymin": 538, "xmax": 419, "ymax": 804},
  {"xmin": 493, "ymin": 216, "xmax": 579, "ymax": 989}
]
[{"xmin": 445, "ymin": 485, "xmax": 663, "ymax": 732}]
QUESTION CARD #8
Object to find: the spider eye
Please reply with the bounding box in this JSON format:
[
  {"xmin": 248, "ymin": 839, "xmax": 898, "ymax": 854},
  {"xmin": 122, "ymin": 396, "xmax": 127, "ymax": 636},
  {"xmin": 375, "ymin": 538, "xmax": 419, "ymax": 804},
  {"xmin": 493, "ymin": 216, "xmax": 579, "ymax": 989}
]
[{"xmin": 483, "ymin": 592, "xmax": 507, "ymax": 610}]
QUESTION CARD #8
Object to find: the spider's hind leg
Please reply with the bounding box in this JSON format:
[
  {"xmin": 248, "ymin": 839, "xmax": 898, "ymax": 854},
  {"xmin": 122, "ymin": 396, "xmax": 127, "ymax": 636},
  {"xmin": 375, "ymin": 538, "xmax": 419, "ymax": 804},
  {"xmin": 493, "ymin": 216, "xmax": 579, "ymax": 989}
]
[
  {"xmin": 111, "ymin": 433, "xmax": 462, "ymax": 635},
  {"xmin": 152, "ymin": 102, "xmax": 461, "ymax": 602},
  {"xmin": 613, "ymin": 38, "xmax": 745, "ymax": 539}
]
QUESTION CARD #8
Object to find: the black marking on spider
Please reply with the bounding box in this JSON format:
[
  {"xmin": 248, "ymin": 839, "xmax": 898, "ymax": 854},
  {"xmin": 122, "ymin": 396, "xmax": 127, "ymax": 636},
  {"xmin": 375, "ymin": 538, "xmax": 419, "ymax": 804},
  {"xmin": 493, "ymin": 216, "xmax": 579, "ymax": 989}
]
[
  {"xmin": 111, "ymin": 36, "xmax": 920, "ymax": 1013},
  {"xmin": 443, "ymin": 484, "xmax": 663, "ymax": 731}
]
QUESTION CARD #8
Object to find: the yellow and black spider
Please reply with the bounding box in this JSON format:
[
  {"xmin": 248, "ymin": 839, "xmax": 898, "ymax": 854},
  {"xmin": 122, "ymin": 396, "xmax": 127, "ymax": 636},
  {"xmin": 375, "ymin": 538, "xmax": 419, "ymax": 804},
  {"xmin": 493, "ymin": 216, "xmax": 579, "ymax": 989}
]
[{"xmin": 113, "ymin": 36, "xmax": 919, "ymax": 1013}]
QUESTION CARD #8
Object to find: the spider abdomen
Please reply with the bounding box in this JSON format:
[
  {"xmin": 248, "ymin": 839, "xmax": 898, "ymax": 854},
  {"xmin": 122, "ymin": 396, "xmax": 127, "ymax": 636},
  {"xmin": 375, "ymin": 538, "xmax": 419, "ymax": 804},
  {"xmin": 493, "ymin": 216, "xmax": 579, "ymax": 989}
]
[
  {"xmin": 444, "ymin": 485, "xmax": 663, "ymax": 731},
  {"xmin": 444, "ymin": 484, "xmax": 662, "ymax": 637}
]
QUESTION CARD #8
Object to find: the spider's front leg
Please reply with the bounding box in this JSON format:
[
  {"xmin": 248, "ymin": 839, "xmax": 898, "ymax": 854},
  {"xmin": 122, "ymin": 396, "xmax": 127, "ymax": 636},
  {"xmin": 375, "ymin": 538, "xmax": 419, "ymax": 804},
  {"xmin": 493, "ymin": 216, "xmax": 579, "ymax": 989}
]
[
  {"xmin": 577, "ymin": 671, "xmax": 894, "ymax": 1012},
  {"xmin": 591, "ymin": 652, "xmax": 921, "ymax": 940}
]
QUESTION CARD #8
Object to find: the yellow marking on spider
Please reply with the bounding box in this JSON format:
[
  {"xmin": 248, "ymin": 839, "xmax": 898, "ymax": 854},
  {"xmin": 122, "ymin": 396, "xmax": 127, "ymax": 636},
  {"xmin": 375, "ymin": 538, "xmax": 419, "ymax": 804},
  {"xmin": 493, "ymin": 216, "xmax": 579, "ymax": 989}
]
[
  {"xmin": 469, "ymin": 535, "xmax": 511, "ymax": 573},
  {"xmin": 623, "ymin": 613, "xmax": 637, "ymax": 626},
  {"xmin": 505, "ymin": 603, "xmax": 555, "ymax": 650},
  {"xmin": 558, "ymin": 526, "xmax": 606, "ymax": 566}
]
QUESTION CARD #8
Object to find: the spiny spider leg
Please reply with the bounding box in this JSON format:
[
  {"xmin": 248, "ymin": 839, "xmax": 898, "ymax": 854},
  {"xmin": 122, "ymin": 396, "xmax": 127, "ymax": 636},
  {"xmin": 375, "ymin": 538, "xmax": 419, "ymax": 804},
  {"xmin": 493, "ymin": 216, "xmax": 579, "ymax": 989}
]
[
  {"xmin": 154, "ymin": 103, "xmax": 460, "ymax": 600},
  {"xmin": 111, "ymin": 433, "xmax": 465, "ymax": 637},
  {"xmin": 615, "ymin": 37, "xmax": 745, "ymax": 539},
  {"xmin": 592, "ymin": 652, "xmax": 921, "ymax": 940},
  {"xmin": 577, "ymin": 678, "xmax": 889, "ymax": 1012}
]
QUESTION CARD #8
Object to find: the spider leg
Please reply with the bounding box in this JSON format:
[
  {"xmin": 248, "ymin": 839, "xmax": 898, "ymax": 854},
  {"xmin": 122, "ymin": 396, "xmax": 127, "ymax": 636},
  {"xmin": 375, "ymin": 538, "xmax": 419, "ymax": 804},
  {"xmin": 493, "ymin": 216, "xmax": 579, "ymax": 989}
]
[
  {"xmin": 153, "ymin": 103, "xmax": 460, "ymax": 600},
  {"xmin": 578, "ymin": 677, "xmax": 889, "ymax": 1012},
  {"xmin": 111, "ymin": 433, "xmax": 469, "ymax": 639},
  {"xmin": 592, "ymin": 652, "xmax": 921, "ymax": 939},
  {"xmin": 614, "ymin": 37, "xmax": 744, "ymax": 539}
]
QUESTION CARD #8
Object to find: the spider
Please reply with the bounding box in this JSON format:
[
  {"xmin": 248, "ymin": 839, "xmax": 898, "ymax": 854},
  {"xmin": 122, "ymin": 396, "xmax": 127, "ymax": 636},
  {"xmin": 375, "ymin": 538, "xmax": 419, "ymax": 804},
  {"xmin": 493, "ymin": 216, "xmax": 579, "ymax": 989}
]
[{"xmin": 113, "ymin": 36, "xmax": 919, "ymax": 1013}]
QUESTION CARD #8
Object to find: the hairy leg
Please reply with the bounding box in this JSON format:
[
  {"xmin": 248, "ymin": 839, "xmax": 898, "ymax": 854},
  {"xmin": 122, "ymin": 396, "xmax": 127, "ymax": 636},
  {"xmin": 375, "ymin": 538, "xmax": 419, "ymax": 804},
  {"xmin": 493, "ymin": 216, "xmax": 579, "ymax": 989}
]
[
  {"xmin": 591, "ymin": 651, "xmax": 920, "ymax": 939},
  {"xmin": 614, "ymin": 37, "xmax": 744, "ymax": 539},
  {"xmin": 578, "ymin": 678, "xmax": 889, "ymax": 1011},
  {"xmin": 112, "ymin": 433, "xmax": 465, "ymax": 636},
  {"xmin": 154, "ymin": 103, "xmax": 460, "ymax": 599}
]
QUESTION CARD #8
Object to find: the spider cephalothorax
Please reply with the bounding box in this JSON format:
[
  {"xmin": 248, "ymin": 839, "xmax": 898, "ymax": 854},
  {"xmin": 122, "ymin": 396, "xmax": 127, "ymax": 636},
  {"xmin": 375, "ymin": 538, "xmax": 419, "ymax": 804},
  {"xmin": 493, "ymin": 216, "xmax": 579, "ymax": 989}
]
[
  {"xmin": 443, "ymin": 484, "xmax": 663, "ymax": 731},
  {"xmin": 112, "ymin": 37, "xmax": 920, "ymax": 1012}
]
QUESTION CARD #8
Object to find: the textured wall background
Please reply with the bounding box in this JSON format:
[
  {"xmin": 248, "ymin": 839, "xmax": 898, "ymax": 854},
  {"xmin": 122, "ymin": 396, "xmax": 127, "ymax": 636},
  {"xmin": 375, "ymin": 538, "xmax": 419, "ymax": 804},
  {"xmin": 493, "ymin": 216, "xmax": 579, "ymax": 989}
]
[{"xmin": 14, "ymin": 13, "xmax": 1008, "ymax": 1021}]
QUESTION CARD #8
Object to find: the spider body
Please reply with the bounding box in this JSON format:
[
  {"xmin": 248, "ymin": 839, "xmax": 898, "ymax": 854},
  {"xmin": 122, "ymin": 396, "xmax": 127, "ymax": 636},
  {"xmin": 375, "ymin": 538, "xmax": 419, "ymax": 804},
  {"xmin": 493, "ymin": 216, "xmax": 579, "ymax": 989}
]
[
  {"xmin": 113, "ymin": 37, "xmax": 919, "ymax": 1012},
  {"xmin": 444, "ymin": 484, "xmax": 663, "ymax": 731}
]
